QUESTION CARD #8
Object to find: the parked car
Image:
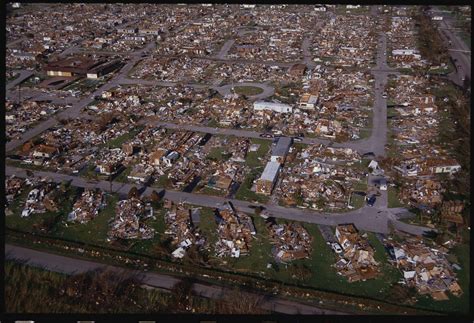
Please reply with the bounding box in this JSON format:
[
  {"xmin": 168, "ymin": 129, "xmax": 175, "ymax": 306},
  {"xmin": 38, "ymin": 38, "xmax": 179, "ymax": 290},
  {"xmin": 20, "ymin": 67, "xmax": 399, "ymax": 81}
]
[
  {"xmin": 382, "ymin": 92, "xmax": 388, "ymax": 98},
  {"xmin": 331, "ymin": 242, "xmax": 343, "ymax": 254},
  {"xmin": 366, "ymin": 195, "xmax": 376, "ymax": 206},
  {"xmin": 294, "ymin": 137, "xmax": 303, "ymax": 142},
  {"xmin": 259, "ymin": 133, "xmax": 274, "ymax": 138}
]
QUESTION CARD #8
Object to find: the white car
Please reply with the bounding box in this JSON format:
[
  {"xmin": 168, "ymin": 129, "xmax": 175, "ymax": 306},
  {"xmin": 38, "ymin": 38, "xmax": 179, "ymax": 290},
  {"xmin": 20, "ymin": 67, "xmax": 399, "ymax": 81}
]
[{"xmin": 331, "ymin": 242, "xmax": 343, "ymax": 254}]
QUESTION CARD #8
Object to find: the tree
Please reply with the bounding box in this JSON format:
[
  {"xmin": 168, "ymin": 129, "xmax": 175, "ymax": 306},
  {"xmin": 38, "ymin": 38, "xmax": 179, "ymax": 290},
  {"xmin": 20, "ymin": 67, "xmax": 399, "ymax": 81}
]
[
  {"xmin": 214, "ymin": 287, "xmax": 268, "ymax": 314},
  {"xmin": 128, "ymin": 186, "xmax": 139, "ymax": 199},
  {"xmin": 150, "ymin": 190, "xmax": 161, "ymax": 204},
  {"xmin": 168, "ymin": 278, "xmax": 195, "ymax": 313}
]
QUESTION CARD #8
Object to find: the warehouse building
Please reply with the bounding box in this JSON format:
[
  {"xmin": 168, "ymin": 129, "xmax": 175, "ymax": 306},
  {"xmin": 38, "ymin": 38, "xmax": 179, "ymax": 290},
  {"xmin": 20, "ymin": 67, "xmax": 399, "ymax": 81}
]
[
  {"xmin": 253, "ymin": 100, "xmax": 293, "ymax": 113},
  {"xmin": 256, "ymin": 161, "xmax": 281, "ymax": 195},
  {"xmin": 271, "ymin": 137, "xmax": 292, "ymax": 164}
]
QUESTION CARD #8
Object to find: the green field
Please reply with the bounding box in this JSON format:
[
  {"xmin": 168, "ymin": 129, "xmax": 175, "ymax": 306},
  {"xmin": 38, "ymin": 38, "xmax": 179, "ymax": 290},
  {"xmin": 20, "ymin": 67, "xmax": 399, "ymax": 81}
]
[
  {"xmin": 387, "ymin": 187, "xmax": 405, "ymax": 208},
  {"xmin": 234, "ymin": 169, "xmax": 269, "ymax": 204},
  {"xmin": 207, "ymin": 146, "xmax": 230, "ymax": 162},
  {"xmin": 233, "ymin": 86, "xmax": 264, "ymax": 96},
  {"xmin": 103, "ymin": 126, "xmax": 144, "ymax": 149},
  {"xmin": 245, "ymin": 138, "xmax": 271, "ymax": 168}
]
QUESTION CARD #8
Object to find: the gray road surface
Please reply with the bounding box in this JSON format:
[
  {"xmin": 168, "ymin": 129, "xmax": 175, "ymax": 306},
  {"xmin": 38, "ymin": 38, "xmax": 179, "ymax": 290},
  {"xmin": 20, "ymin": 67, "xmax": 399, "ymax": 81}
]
[
  {"xmin": 6, "ymin": 165, "xmax": 435, "ymax": 235},
  {"xmin": 5, "ymin": 244, "xmax": 347, "ymax": 315}
]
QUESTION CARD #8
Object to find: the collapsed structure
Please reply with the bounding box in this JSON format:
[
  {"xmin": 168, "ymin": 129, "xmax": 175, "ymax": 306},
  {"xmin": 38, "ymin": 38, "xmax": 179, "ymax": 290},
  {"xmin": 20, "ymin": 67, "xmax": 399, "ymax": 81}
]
[
  {"xmin": 214, "ymin": 202, "xmax": 256, "ymax": 258},
  {"xmin": 67, "ymin": 189, "xmax": 106, "ymax": 223},
  {"xmin": 107, "ymin": 197, "xmax": 155, "ymax": 240},
  {"xmin": 333, "ymin": 224, "xmax": 380, "ymax": 282},
  {"xmin": 385, "ymin": 237, "xmax": 463, "ymax": 300},
  {"xmin": 266, "ymin": 217, "xmax": 312, "ymax": 262},
  {"xmin": 163, "ymin": 200, "xmax": 206, "ymax": 258}
]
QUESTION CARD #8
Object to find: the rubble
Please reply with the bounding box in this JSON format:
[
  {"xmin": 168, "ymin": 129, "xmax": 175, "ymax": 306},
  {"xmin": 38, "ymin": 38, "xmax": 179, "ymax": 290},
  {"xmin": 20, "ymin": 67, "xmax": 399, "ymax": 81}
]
[
  {"xmin": 385, "ymin": 236, "xmax": 463, "ymax": 300},
  {"xmin": 266, "ymin": 217, "xmax": 312, "ymax": 262},
  {"xmin": 214, "ymin": 202, "xmax": 256, "ymax": 258},
  {"xmin": 107, "ymin": 197, "xmax": 155, "ymax": 240},
  {"xmin": 67, "ymin": 189, "xmax": 106, "ymax": 223},
  {"xmin": 333, "ymin": 224, "xmax": 380, "ymax": 282}
]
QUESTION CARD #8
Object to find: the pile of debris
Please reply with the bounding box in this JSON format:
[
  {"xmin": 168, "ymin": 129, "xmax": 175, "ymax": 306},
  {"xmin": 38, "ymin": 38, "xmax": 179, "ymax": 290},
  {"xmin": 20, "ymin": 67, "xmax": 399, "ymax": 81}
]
[
  {"xmin": 333, "ymin": 224, "xmax": 380, "ymax": 282},
  {"xmin": 67, "ymin": 189, "xmax": 106, "ymax": 224},
  {"xmin": 386, "ymin": 237, "xmax": 463, "ymax": 300},
  {"xmin": 214, "ymin": 202, "xmax": 256, "ymax": 258},
  {"xmin": 266, "ymin": 217, "xmax": 312, "ymax": 262},
  {"xmin": 21, "ymin": 179, "xmax": 59, "ymax": 217},
  {"xmin": 107, "ymin": 197, "xmax": 155, "ymax": 241},
  {"xmin": 5, "ymin": 175, "xmax": 28, "ymax": 206},
  {"xmin": 163, "ymin": 200, "xmax": 206, "ymax": 259}
]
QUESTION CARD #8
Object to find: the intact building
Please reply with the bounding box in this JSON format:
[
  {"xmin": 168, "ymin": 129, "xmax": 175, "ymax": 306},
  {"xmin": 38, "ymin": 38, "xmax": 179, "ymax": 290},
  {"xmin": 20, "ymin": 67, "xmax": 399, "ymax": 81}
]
[
  {"xmin": 256, "ymin": 161, "xmax": 281, "ymax": 195},
  {"xmin": 271, "ymin": 137, "xmax": 292, "ymax": 164},
  {"xmin": 45, "ymin": 56, "xmax": 121, "ymax": 78},
  {"xmin": 253, "ymin": 100, "xmax": 293, "ymax": 113}
]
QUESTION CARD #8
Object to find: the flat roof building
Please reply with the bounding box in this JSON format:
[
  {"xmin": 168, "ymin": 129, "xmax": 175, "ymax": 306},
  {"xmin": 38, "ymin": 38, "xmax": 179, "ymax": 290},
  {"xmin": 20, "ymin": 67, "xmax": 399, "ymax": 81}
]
[
  {"xmin": 254, "ymin": 100, "xmax": 293, "ymax": 113},
  {"xmin": 256, "ymin": 161, "xmax": 281, "ymax": 195},
  {"xmin": 271, "ymin": 137, "xmax": 292, "ymax": 164}
]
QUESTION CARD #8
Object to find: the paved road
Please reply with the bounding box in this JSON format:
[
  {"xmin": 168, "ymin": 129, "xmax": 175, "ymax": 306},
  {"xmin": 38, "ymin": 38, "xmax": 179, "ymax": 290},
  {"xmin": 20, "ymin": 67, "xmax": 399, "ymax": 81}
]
[
  {"xmin": 215, "ymin": 39, "xmax": 235, "ymax": 59},
  {"xmin": 142, "ymin": 120, "xmax": 331, "ymax": 147},
  {"xmin": 6, "ymin": 165, "xmax": 435, "ymax": 235},
  {"xmin": 5, "ymin": 70, "xmax": 33, "ymax": 91},
  {"xmin": 5, "ymin": 41, "xmax": 156, "ymax": 153},
  {"xmin": 334, "ymin": 32, "xmax": 399, "ymax": 157},
  {"xmin": 430, "ymin": 8, "xmax": 471, "ymax": 84},
  {"xmin": 5, "ymin": 244, "xmax": 347, "ymax": 315},
  {"xmin": 214, "ymin": 81, "xmax": 275, "ymax": 100}
]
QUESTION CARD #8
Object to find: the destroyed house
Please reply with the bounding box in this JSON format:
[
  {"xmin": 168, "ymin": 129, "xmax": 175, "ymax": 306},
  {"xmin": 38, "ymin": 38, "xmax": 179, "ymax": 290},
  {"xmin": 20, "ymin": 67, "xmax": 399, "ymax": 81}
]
[{"xmin": 335, "ymin": 224, "xmax": 359, "ymax": 250}]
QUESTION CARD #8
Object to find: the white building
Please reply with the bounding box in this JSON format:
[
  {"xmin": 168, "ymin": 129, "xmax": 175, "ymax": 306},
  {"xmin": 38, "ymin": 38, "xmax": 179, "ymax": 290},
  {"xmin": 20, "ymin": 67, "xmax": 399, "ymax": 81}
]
[
  {"xmin": 253, "ymin": 101, "xmax": 293, "ymax": 113},
  {"xmin": 298, "ymin": 94, "xmax": 319, "ymax": 110}
]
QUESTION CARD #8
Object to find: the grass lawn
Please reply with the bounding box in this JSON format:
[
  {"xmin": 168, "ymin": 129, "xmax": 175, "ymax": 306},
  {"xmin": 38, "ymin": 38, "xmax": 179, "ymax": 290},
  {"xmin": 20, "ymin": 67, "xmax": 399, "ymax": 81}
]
[
  {"xmin": 233, "ymin": 86, "xmax": 264, "ymax": 96},
  {"xmin": 197, "ymin": 186, "xmax": 227, "ymax": 197},
  {"xmin": 128, "ymin": 208, "xmax": 167, "ymax": 254},
  {"xmin": 6, "ymin": 186, "xmax": 78, "ymax": 234},
  {"xmin": 198, "ymin": 207, "xmax": 219, "ymax": 249},
  {"xmin": 103, "ymin": 126, "xmax": 143, "ymax": 149},
  {"xmin": 387, "ymin": 187, "xmax": 405, "ymax": 208},
  {"xmin": 351, "ymin": 179, "xmax": 368, "ymax": 210},
  {"xmin": 245, "ymin": 138, "xmax": 271, "ymax": 168},
  {"xmin": 207, "ymin": 118, "xmax": 219, "ymax": 128},
  {"xmin": 357, "ymin": 128, "xmax": 371, "ymax": 140},
  {"xmin": 154, "ymin": 174, "xmax": 171, "ymax": 189},
  {"xmin": 397, "ymin": 67, "xmax": 413, "ymax": 75},
  {"xmin": 207, "ymin": 146, "xmax": 230, "ymax": 162},
  {"xmin": 460, "ymin": 32, "xmax": 471, "ymax": 50},
  {"xmin": 51, "ymin": 193, "xmax": 119, "ymax": 247},
  {"xmin": 267, "ymin": 225, "xmax": 401, "ymax": 299},
  {"xmin": 351, "ymin": 195, "xmax": 365, "ymax": 209},
  {"xmin": 114, "ymin": 166, "xmax": 132, "ymax": 183},
  {"xmin": 226, "ymin": 215, "xmax": 273, "ymax": 275},
  {"xmin": 387, "ymin": 106, "xmax": 399, "ymax": 118},
  {"xmin": 235, "ymin": 169, "xmax": 269, "ymax": 204}
]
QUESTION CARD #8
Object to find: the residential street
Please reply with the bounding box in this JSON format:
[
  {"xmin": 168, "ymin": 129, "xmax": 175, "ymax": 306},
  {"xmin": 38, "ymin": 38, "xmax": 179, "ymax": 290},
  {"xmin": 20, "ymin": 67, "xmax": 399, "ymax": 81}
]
[
  {"xmin": 430, "ymin": 7, "xmax": 471, "ymax": 85},
  {"xmin": 5, "ymin": 165, "xmax": 435, "ymax": 235}
]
